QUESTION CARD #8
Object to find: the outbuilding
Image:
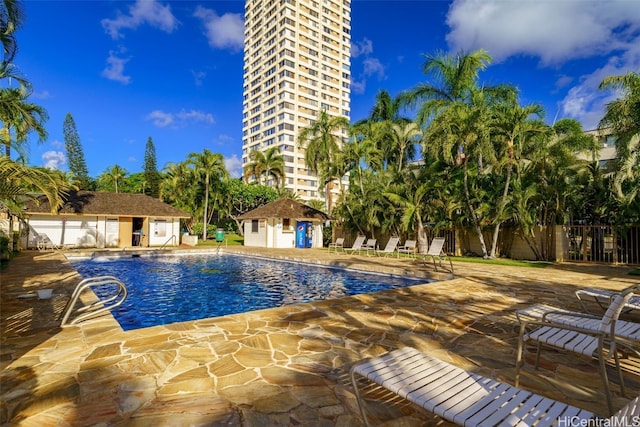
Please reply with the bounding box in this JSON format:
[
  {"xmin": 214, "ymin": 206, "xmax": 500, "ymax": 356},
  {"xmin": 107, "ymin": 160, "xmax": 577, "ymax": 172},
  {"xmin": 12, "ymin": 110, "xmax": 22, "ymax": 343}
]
[
  {"xmin": 21, "ymin": 191, "xmax": 191, "ymax": 249},
  {"xmin": 238, "ymin": 198, "xmax": 330, "ymax": 249}
]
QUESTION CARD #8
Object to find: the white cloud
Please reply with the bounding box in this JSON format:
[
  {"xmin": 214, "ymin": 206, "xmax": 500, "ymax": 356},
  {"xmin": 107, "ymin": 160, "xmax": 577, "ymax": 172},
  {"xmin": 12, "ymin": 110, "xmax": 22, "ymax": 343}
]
[
  {"xmin": 42, "ymin": 151, "xmax": 66, "ymax": 170},
  {"xmin": 176, "ymin": 109, "xmax": 215, "ymax": 125},
  {"xmin": 32, "ymin": 90, "xmax": 51, "ymax": 100},
  {"xmin": 446, "ymin": 0, "xmax": 640, "ymax": 65},
  {"xmin": 362, "ymin": 57, "xmax": 385, "ymax": 80},
  {"xmin": 351, "ymin": 38, "xmax": 373, "ymax": 58},
  {"xmin": 194, "ymin": 6, "xmax": 244, "ymax": 51},
  {"xmin": 350, "ymin": 77, "xmax": 366, "ymax": 95},
  {"xmin": 146, "ymin": 108, "xmax": 215, "ymax": 128},
  {"xmin": 224, "ymin": 154, "xmax": 242, "ymax": 178},
  {"xmin": 560, "ymin": 50, "xmax": 640, "ymax": 130},
  {"xmin": 101, "ymin": 50, "xmax": 132, "ymax": 84},
  {"xmin": 102, "ymin": 0, "xmax": 179, "ymax": 39},
  {"xmin": 146, "ymin": 110, "xmax": 174, "ymax": 127}
]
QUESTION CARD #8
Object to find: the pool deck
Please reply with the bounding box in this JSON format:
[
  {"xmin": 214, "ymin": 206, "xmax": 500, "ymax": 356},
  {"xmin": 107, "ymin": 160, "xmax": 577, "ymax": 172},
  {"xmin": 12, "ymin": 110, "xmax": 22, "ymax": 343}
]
[{"xmin": 2, "ymin": 246, "xmax": 640, "ymax": 426}]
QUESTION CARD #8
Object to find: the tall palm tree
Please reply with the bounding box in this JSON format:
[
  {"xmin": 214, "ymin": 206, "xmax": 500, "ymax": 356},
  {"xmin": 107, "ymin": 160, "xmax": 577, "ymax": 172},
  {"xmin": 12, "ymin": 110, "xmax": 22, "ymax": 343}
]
[
  {"xmin": 187, "ymin": 149, "xmax": 228, "ymax": 241},
  {"xmin": 488, "ymin": 101, "xmax": 548, "ymax": 258},
  {"xmin": 99, "ymin": 164, "xmax": 127, "ymax": 193},
  {"xmin": 403, "ymin": 49, "xmax": 512, "ymax": 258},
  {"xmin": 298, "ymin": 110, "xmax": 350, "ymax": 212},
  {"xmin": 244, "ymin": 146, "xmax": 285, "ymax": 186}
]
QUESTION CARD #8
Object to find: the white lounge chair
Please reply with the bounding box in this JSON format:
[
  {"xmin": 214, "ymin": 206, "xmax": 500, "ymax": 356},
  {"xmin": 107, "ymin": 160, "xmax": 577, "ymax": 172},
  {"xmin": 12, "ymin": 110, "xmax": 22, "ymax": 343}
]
[
  {"xmin": 328, "ymin": 237, "xmax": 345, "ymax": 253},
  {"xmin": 351, "ymin": 346, "xmax": 640, "ymax": 426},
  {"xmin": 36, "ymin": 233, "xmax": 59, "ymax": 251},
  {"xmin": 344, "ymin": 235, "xmax": 366, "ymax": 255},
  {"xmin": 423, "ymin": 237, "xmax": 453, "ymax": 272},
  {"xmin": 516, "ymin": 283, "xmax": 640, "ymax": 414},
  {"xmin": 397, "ymin": 239, "xmax": 417, "ymax": 258},
  {"xmin": 375, "ymin": 237, "xmax": 399, "ymax": 257},
  {"xmin": 361, "ymin": 238, "xmax": 377, "ymax": 256},
  {"xmin": 576, "ymin": 287, "xmax": 640, "ymax": 314}
]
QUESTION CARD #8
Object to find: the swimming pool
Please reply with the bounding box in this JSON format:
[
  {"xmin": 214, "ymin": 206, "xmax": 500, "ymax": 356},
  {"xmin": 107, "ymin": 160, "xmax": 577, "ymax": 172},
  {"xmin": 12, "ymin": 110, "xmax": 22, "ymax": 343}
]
[{"xmin": 70, "ymin": 253, "xmax": 428, "ymax": 330}]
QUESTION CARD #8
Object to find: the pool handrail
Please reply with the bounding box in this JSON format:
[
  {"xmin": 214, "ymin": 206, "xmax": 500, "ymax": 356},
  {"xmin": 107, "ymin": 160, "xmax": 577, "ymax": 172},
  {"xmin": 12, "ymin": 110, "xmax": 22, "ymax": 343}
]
[{"xmin": 60, "ymin": 276, "xmax": 128, "ymax": 327}]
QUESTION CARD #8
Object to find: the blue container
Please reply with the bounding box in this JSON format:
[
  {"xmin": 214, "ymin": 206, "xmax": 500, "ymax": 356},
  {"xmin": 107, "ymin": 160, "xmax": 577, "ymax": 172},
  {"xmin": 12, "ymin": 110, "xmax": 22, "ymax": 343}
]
[{"xmin": 215, "ymin": 229, "xmax": 224, "ymax": 242}]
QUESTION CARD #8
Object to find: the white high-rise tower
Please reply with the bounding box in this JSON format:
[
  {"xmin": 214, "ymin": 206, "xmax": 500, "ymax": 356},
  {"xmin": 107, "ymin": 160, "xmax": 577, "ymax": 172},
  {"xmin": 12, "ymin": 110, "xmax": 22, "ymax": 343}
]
[{"xmin": 242, "ymin": 0, "xmax": 351, "ymax": 203}]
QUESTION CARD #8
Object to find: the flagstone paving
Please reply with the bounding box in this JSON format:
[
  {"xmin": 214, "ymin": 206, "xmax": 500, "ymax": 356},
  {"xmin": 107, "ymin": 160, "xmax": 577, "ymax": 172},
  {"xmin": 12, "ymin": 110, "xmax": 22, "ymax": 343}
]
[{"xmin": 1, "ymin": 246, "xmax": 639, "ymax": 426}]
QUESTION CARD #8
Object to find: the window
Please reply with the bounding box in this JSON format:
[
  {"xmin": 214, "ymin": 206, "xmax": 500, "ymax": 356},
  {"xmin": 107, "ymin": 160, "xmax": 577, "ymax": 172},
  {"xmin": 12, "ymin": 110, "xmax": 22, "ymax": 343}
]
[{"xmin": 251, "ymin": 220, "xmax": 259, "ymax": 233}]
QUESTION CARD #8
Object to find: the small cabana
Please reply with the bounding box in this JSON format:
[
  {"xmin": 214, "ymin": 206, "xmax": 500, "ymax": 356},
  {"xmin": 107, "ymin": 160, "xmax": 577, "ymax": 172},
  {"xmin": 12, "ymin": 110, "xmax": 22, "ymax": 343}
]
[
  {"xmin": 238, "ymin": 198, "xmax": 330, "ymax": 249},
  {"xmin": 22, "ymin": 191, "xmax": 191, "ymax": 249}
]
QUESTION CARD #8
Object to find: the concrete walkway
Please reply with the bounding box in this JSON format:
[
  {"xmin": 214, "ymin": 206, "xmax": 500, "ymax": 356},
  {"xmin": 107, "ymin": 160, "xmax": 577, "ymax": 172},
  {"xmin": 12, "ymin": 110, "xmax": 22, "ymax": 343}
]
[{"xmin": 1, "ymin": 246, "xmax": 639, "ymax": 426}]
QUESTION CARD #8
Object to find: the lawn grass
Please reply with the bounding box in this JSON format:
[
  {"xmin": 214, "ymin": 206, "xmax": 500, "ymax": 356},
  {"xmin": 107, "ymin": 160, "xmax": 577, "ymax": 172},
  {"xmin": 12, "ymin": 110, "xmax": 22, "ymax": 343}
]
[
  {"xmin": 630, "ymin": 268, "xmax": 640, "ymax": 276},
  {"xmin": 197, "ymin": 233, "xmax": 244, "ymax": 246}
]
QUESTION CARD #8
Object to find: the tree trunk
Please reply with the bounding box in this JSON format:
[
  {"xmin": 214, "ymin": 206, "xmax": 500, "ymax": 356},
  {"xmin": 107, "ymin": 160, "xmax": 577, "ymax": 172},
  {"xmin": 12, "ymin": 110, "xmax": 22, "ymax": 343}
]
[
  {"xmin": 203, "ymin": 173, "xmax": 209, "ymax": 241},
  {"xmin": 489, "ymin": 162, "xmax": 513, "ymax": 258},
  {"xmin": 462, "ymin": 158, "xmax": 489, "ymax": 258}
]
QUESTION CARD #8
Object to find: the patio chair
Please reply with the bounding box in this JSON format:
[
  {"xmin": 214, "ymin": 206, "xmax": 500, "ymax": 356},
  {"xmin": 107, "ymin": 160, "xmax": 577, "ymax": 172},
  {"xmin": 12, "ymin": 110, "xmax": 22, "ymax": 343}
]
[
  {"xmin": 328, "ymin": 237, "xmax": 345, "ymax": 253},
  {"xmin": 361, "ymin": 238, "xmax": 377, "ymax": 256},
  {"xmin": 423, "ymin": 237, "xmax": 453, "ymax": 273},
  {"xmin": 344, "ymin": 235, "xmax": 366, "ymax": 255},
  {"xmin": 36, "ymin": 233, "xmax": 59, "ymax": 251},
  {"xmin": 375, "ymin": 236, "xmax": 399, "ymax": 257},
  {"xmin": 576, "ymin": 287, "xmax": 640, "ymax": 315},
  {"xmin": 515, "ymin": 283, "xmax": 640, "ymax": 414},
  {"xmin": 351, "ymin": 346, "xmax": 640, "ymax": 426},
  {"xmin": 397, "ymin": 239, "xmax": 417, "ymax": 258}
]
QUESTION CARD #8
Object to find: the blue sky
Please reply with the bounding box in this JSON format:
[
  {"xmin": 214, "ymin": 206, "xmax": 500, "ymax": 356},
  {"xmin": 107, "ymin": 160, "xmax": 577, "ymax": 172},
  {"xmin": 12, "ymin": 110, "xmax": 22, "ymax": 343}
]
[{"xmin": 15, "ymin": 0, "xmax": 640, "ymax": 179}]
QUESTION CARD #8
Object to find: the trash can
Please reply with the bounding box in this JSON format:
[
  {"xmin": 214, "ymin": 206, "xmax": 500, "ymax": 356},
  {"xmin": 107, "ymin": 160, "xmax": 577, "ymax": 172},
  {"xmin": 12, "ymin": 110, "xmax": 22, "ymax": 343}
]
[{"xmin": 216, "ymin": 228, "xmax": 224, "ymax": 243}]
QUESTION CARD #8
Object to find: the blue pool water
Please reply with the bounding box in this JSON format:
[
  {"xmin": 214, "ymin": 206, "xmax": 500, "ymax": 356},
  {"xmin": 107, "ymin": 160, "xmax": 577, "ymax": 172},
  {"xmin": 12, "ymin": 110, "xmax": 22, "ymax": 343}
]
[{"xmin": 70, "ymin": 253, "xmax": 428, "ymax": 330}]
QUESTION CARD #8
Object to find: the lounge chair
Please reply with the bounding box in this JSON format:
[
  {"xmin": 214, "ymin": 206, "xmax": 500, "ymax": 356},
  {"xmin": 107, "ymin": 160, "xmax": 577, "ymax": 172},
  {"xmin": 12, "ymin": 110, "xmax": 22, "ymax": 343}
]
[
  {"xmin": 423, "ymin": 237, "xmax": 453, "ymax": 272},
  {"xmin": 375, "ymin": 236, "xmax": 399, "ymax": 257},
  {"xmin": 516, "ymin": 302, "xmax": 640, "ymax": 344},
  {"xmin": 344, "ymin": 235, "xmax": 366, "ymax": 255},
  {"xmin": 361, "ymin": 238, "xmax": 377, "ymax": 256},
  {"xmin": 516, "ymin": 283, "xmax": 640, "ymax": 414},
  {"xmin": 36, "ymin": 233, "xmax": 59, "ymax": 251},
  {"xmin": 397, "ymin": 239, "xmax": 417, "ymax": 258},
  {"xmin": 328, "ymin": 237, "xmax": 345, "ymax": 253},
  {"xmin": 576, "ymin": 287, "xmax": 640, "ymax": 314},
  {"xmin": 351, "ymin": 346, "xmax": 640, "ymax": 426}
]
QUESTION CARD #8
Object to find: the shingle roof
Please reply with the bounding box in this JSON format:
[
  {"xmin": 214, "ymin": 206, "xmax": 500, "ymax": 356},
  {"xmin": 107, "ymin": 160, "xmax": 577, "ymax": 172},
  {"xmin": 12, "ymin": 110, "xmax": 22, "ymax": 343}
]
[
  {"xmin": 24, "ymin": 191, "xmax": 191, "ymax": 218},
  {"xmin": 237, "ymin": 198, "xmax": 330, "ymax": 221}
]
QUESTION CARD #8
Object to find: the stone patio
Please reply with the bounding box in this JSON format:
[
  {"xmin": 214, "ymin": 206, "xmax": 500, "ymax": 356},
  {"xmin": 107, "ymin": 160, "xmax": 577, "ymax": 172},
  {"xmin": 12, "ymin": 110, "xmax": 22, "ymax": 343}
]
[{"xmin": 1, "ymin": 246, "xmax": 639, "ymax": 426}]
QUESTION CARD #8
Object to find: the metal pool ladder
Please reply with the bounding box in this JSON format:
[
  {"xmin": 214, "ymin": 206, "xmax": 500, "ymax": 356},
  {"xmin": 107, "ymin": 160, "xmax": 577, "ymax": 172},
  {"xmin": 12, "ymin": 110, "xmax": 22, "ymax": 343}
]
[{"xmin": 60, "ymin": 276, "xmax": 128, "ymax": 327}]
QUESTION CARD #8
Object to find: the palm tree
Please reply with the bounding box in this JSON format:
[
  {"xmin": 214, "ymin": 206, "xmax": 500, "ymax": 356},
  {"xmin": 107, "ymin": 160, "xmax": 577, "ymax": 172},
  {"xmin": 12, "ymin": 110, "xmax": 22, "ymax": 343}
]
[
  {"xmin": 298, "ymin": 110, "xmax": 350, "ymax": 212},
  {"xmin": 0, "ymin": 0, "xmax": 25, "ymax": 64},
  {"xmin": 599, "ymin": 72, "xmax": 640, "ymax": 207},
  {"xmin": 403, "ymin": 49, "xmax": 512, "ymax": 258},
  {"xmin": 487, "ymin": 101, "xmax": 548, "ymax": 258},
  {"xmin": 187, "ymin": 149, "xmax": 228, "ymax": 241},
  {"xmin": 244, "ymin": 146, "xmax": 285, "ymax": 186},
  {"xmin": 0, "ymin": 86, "xmax": 48, "ymax": 159},
  {"xmin": 99, "ymin": 165, "xmax": 127, "ymax": 193},
  {"xmin": 389, "ymin": 122, "xmax": 420, "ymax": 173}
]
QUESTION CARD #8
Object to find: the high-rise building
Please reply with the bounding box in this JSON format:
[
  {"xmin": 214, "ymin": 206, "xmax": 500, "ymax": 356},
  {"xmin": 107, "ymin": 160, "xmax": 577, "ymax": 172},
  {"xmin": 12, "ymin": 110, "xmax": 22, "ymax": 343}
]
[{"xmin": 242, "ymin": 0, "xmax": 351, "ymax": 203}]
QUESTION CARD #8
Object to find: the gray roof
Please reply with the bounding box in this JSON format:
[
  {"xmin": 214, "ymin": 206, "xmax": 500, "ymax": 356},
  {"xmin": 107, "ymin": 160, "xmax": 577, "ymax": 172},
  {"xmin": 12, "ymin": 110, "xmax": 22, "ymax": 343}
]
[
  {"xmin": 237, "ymin": 198, "xmax": 330, "ymax": 221},
  {"xmin": 24, "ymin": 191, "xmax": 191, "ymax": 218}
]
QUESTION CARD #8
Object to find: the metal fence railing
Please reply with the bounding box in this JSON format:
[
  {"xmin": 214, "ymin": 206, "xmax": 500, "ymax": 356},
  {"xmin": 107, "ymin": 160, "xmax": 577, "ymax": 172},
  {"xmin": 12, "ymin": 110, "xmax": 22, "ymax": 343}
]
[{"xmin": 567, "ymin": 225, "xmax": 640, "ymax": 265}]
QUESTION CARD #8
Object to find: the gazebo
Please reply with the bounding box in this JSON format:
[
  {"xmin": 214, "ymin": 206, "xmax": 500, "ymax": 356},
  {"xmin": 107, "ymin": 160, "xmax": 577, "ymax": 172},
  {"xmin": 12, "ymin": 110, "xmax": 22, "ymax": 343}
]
[{"xmin": 238, "ymin": 198, "xmax": 330, "ymax": 249}]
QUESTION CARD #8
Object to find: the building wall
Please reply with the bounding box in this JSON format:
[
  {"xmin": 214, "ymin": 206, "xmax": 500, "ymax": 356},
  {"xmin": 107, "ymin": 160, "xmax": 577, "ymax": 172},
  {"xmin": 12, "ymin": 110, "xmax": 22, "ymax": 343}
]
[
  {"xmin": 24, "ymin": 215, "xmax": 182, "ymax": 249},
  {"xmin": 242, "ymin": 218, "xmax": 323, "ymax": 248},
  {"xmin": 241, "ymin": 0, "xmax": 351, "ymax": 204}
]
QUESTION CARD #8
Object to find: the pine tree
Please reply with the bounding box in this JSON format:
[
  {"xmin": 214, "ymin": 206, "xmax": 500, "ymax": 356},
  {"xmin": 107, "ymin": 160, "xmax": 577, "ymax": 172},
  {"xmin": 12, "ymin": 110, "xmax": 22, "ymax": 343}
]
[
  {"xmin": 144, "ymin": 136, "xmax": 160, "ymax": 198},
  {"xmin": 63, "ymin": 113, "xmax": 91, "ymax": 189}
]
